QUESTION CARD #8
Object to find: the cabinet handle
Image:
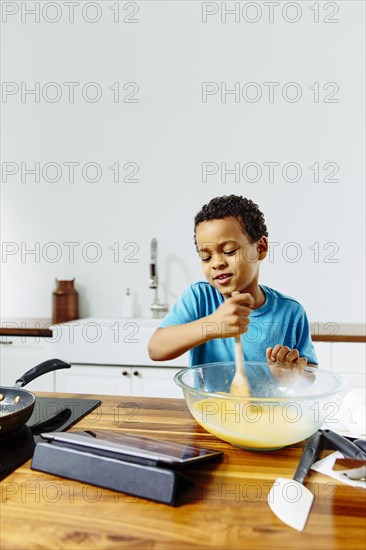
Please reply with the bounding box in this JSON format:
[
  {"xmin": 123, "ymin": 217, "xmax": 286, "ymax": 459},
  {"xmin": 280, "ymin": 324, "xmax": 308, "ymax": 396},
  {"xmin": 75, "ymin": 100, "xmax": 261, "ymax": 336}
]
[
  {"xmin": 133, "ymin": 370, "xmax": 139, "ymax": 376},
  {"xmin": 122, "ymin": 370, "xmax": 129, "ymax": 376},
  {"xmin": 0, "ymin": 340, "xmax": 13, "ymax": 345}
]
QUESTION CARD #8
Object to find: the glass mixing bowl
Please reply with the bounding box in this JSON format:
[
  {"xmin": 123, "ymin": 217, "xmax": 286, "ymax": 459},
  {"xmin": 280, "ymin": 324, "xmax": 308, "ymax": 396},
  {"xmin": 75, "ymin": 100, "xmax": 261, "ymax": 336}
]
[{"xmin": 174, "ymin": 361, "xmax": 345, "ymax": 451}]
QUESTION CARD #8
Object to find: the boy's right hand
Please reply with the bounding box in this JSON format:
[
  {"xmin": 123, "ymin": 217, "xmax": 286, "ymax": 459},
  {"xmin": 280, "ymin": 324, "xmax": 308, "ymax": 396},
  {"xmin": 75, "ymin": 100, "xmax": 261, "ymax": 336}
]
[{"xmin": 203, "ymin": 293, "xmax": 255, "ymax": 340}]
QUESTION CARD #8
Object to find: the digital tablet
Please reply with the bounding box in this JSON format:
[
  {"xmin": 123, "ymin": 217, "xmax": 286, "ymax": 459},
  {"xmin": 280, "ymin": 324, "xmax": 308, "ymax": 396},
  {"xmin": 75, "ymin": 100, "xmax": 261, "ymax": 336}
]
[{"xmin": 41, "ymin": 431, "xmax": 223, "ymax": 467}]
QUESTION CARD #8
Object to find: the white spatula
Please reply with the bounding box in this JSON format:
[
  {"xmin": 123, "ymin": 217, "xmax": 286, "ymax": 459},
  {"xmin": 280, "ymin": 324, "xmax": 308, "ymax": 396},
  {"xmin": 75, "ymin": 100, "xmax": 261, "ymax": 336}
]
[
  {"xmin": 229, "ymin": 291, "xmax": 251, "ymax": 397},
  {"xmin": 268, "ymin": 430, "xmax": 323, "ymax": 531}
]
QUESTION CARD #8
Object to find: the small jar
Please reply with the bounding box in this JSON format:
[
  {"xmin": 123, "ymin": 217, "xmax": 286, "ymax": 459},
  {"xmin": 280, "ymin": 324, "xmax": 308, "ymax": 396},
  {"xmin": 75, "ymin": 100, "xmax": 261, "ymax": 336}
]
[{"xmin": 52, "ymin": 279, "xmax": 79, "ymax": 324}]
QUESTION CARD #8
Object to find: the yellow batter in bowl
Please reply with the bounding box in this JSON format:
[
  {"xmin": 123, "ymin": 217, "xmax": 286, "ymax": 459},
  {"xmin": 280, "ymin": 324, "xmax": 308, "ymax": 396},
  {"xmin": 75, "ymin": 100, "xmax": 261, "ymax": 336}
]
[{"xmin": 192, "ymin": 397, "xmax": 317, "ymax": 450}]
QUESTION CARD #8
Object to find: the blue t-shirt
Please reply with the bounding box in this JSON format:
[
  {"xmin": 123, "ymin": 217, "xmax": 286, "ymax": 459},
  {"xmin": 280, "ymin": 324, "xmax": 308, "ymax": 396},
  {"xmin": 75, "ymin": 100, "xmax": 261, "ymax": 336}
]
[{"xmin": 159, "ymin": 282, "xmax": 317, "ymax": 366}]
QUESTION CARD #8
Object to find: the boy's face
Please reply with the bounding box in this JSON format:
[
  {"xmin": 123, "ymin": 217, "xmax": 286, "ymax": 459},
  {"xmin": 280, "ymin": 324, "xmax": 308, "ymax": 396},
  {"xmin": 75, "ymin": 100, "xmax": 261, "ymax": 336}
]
[{"xmin": 195, "ymin": 217, "xmax": 268, "ymax": 298}]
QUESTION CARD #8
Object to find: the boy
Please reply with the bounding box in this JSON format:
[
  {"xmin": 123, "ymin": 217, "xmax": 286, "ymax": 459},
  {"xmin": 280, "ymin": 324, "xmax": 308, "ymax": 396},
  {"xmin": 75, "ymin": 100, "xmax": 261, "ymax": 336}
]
[{"xmin": 148, "ymin": 195, "xmax": 317, "ymax": 367}]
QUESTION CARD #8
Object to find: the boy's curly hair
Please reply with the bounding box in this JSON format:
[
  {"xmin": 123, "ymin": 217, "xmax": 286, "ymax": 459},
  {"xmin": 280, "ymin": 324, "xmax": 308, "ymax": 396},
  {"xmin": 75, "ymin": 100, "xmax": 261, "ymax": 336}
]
[{"xmin": 194, "ymin": 195, "xmax": 268, "ymax": 248}]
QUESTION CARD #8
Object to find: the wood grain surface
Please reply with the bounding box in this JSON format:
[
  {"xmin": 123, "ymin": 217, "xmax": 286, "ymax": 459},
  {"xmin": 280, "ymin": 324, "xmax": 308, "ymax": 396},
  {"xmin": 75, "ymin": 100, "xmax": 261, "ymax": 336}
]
[
  {"xmin": 0, "ymin": 318, "xmax": 53, "ymax": 337},
  {"xmin": 1, "ymin": 393, "xmax": 365, "ymax": 550}
]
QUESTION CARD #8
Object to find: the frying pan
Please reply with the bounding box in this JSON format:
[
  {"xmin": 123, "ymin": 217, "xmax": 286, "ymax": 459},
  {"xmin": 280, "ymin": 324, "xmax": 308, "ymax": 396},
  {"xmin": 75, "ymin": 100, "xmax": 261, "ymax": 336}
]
[{"xmin": 0, "ymin": 358, "xmax": 71, "ymax": 437}]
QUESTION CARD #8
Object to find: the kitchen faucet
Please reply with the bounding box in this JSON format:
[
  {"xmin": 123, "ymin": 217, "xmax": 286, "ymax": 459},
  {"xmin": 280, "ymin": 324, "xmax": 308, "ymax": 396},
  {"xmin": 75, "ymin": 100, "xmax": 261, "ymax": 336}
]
[{"xmin": 149, "ymin": 238, "xmax": 169, "ymax": 319}]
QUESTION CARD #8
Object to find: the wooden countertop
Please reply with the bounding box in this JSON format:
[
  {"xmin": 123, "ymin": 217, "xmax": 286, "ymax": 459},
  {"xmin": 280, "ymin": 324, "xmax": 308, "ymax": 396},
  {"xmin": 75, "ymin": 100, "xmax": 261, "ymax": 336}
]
[
  {"xmin": 0, "ymin": 318, "xmax": 53, "ymax": 337},
  {"xmin": 1, "ymin": 392, "xmax": 365, "ymax": 549},
  {"xmin": 1, "ymin": 318, "xmax": 365, "ymax": 342},
  {"xmin": 310, "ymin": 322, "xmax": 366, "ymax": 343}
]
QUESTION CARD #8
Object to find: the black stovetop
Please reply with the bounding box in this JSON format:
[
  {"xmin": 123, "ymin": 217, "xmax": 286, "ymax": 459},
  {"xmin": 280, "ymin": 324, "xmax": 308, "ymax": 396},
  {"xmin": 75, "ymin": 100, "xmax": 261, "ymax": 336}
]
[{"xmin": 0, "ymin": 396, "xmax": 101, "ymax": 480}]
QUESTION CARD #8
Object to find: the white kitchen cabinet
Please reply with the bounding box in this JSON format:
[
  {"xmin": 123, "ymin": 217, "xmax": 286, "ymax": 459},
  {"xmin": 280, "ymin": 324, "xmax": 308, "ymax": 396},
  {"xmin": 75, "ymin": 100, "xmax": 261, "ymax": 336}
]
[
  {"xmin": 51, "ymin": 317, "xmax": 189, "ymax": 368},
  {"xmin": 55, "ymin": 364, "xmax": 185, "ymax": 398},
  {"xmin": 55, "ymin": 365, "xmax": 131, "ymax": 395},
  {"xmin": 331, "ymin": 342, "xmax": 365, "ymax": 390},
  {"xmin": 0, "ymin": 336, "xmax": 56, "ymax": 391},
  {"xmin": 131, "ymin": 366, "xmax": 185, "ymax": 398},
  {"xmin": 313, "ymin": 342, "xmax": 365, "ymax": 390},
  {"xmin": 312, "ymin": 342, "xmax": 332, "ymax": 370}
]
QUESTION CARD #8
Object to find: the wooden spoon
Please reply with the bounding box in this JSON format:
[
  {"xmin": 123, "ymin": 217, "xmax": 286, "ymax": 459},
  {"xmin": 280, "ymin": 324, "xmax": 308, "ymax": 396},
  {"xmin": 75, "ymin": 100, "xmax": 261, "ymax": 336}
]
[{"xmin": 229, "ymin": 291, "xmax": 251, "ymax": 397}]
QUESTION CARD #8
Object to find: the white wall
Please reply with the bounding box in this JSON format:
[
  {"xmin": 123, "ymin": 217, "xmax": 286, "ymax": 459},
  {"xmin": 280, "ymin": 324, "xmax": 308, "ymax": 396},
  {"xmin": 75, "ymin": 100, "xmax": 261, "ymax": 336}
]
[{"xmin": 1, "ymin": 1, "xmax": 365, "ymax": 323}]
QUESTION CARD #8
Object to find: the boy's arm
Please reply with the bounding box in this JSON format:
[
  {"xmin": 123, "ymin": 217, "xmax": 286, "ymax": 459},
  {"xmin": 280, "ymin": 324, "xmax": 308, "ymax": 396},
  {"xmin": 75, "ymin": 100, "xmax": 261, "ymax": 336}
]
[
  {"xmin": 148, "ymin": 293, "xmax": 254, "ymax": 361},
  {"xmin": 148, "ymin": 321, "xmax": 210, "ymax": 361}
]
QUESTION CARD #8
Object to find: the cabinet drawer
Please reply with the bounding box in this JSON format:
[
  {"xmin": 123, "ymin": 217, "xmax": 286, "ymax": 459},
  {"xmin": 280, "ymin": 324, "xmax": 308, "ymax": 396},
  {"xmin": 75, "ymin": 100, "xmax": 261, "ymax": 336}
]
[
  {"xmin": 55, "ymin": 365, "xmax": 132, "ymax": 396},
  {"xmin": 55, "ymin": 364, "xmax": 186, "ymax": 398},
  {"xmin": 132, "ymin": 367, "xmax": 185, "ymax": 399}
]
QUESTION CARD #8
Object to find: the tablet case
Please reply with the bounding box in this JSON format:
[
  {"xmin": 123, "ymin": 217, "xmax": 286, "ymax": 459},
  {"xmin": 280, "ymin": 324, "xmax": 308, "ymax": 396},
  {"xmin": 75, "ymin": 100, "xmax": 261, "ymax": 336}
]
[{"xmin": 31, "ymin": 432, "xmax": 195, "ymax": 505}]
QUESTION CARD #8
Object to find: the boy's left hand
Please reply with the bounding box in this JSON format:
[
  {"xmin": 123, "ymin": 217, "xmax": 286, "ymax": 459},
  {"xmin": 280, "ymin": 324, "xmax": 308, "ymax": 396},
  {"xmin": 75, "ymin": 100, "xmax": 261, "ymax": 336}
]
[{"xmin": 266, "ymin": 345, "xmax": 307, "ymax": 366}]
